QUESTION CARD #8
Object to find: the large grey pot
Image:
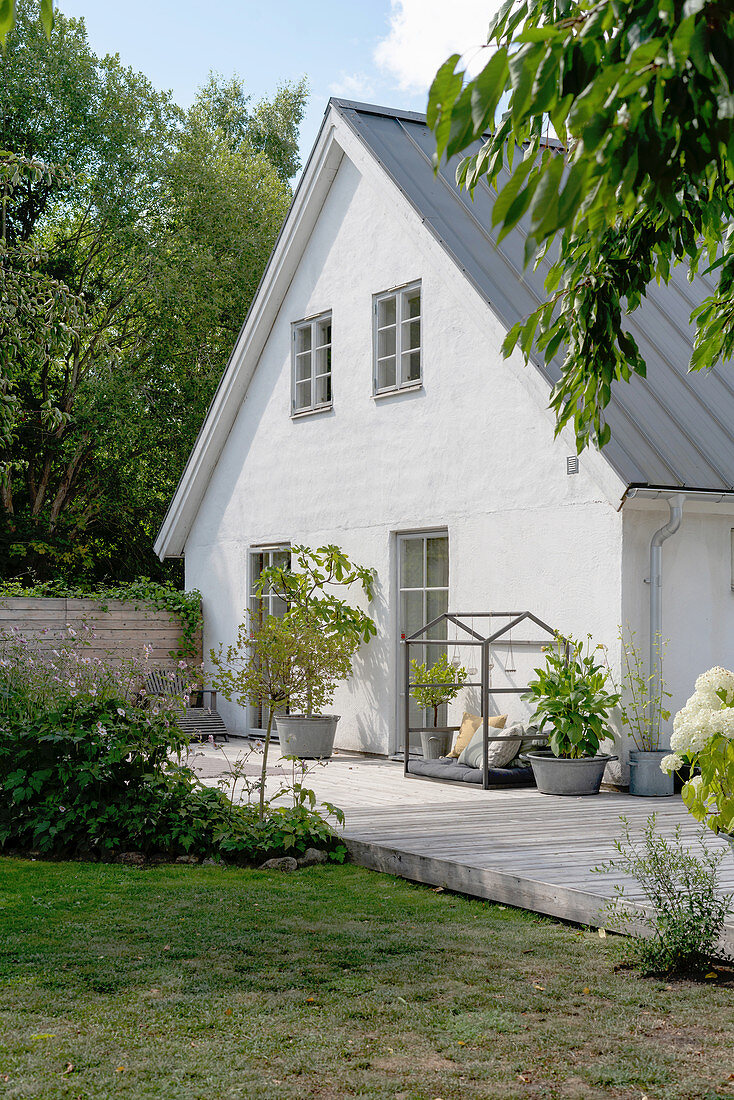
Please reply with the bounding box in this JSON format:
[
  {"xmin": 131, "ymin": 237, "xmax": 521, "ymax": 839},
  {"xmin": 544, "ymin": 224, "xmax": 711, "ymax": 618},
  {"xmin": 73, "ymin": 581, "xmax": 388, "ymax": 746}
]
[
  {"xmin": 628, "ymin": 749, "xmax": 675, "ymax": 797},
  {"xmin": 527, "ymin": 751, "xmax": 617, "ymax": 796},
  {"xmin": 275, "ymin": 715, "xmax": 340, "ymax": 759},
  {"xmin": 420, "ymin": 730, "xmax": 453, "ymax": 760}
]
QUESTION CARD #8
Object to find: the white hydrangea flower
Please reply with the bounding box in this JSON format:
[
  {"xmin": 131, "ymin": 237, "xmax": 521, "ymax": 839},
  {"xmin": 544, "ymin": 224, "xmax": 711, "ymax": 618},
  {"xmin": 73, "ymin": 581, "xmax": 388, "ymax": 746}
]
[
  {"xmin": 688, "ymin": 774, "xmax": 704, "ymax": 791},
  {"xmin": 660, "ymin": 753, "xmax": 684, "ymax": 774},
  {"xmin": 694, "ymin": 666, "xmax": 734, "ymax": 706}
]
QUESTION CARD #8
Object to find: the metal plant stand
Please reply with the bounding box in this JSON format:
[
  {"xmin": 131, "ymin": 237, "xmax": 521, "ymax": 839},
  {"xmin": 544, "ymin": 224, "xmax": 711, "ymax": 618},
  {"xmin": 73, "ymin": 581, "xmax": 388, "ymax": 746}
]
[{"xmin": 402, "ymin": 611, "xmax": 563, "ymax": 790}]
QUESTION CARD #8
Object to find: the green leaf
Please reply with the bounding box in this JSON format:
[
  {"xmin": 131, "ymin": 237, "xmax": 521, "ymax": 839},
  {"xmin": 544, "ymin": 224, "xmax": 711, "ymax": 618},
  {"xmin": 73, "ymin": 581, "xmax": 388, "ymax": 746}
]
[
  {"xmin": 470, "ymin": 48, "xmax": 509, "ymax": 134},
  {"xmin": 491, "ymin": 151, "xmax": 535, "ymax": 228},
  {"xmin": 427, "ymin": 53, "xmax": 464, "ymax": 161},
  {"xmin": 40, "ymin": 0, "xmax": 53, "ymax": 37},
  {"xmin": 0, "ymin": 0, "xmax": 15, "ymax": 46}
]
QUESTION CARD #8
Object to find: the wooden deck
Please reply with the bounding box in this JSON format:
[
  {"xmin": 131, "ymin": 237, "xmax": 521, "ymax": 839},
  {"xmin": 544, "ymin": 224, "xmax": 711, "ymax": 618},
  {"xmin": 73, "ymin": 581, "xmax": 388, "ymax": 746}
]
[{"xmin": 193, "ymin": 742, "xmax": 734, "ymax": 954}]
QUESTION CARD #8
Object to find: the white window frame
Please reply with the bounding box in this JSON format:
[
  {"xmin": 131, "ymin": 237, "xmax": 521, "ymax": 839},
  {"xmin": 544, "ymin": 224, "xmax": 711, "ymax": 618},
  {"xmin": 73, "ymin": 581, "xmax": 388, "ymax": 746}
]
[
  {"xmin": 373, "ymin": 281, "xmax": 422, "ymax": 396},
  {"xmin": 248, "ymin": 543, "xmax": 291, "ymax": 730},
  {"xmin": 394, "ymin": 528, "xmax": 449, "ymax": 753},
  {"xmin": 291, "ymin": 311, "xmax": 332, "ymax": 416}
]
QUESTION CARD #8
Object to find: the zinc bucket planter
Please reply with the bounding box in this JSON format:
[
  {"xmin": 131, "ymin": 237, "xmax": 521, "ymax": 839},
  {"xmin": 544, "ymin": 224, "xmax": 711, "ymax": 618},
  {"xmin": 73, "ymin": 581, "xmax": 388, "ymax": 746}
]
[
  {"xmin": 275, "ymin": 715, "xmax": 340, "ymax": 759},
  {"xmin": 628, "ymin": 749, "xmax": 675, "ymax": 797},
  {"xmin": 527, "ymin": 750, "xmax": 617, "ymax": 796}
]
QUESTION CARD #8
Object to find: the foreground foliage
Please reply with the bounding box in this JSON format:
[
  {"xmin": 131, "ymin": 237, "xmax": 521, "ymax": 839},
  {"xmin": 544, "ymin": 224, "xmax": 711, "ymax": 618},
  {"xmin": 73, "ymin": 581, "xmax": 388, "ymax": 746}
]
[
  {"xmin": 597, "ymin": 815, "xmax": 732, "ymax": 978},
  {"xmin": 428, "ymin": 0, "xmax": 734, "ymax": 451},
  {"xmin": 0, "ymin": 860, "xmax": 733, "ymax": 1099},
  {"xmin": 0, "ymin": 626, "xmax": 344, "ymax": 863}
]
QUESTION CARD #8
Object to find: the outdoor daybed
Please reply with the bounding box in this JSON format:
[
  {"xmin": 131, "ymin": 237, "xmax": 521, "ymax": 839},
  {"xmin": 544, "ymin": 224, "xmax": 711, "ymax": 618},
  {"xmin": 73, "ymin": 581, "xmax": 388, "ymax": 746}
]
[{"xmin": 406, "ymin": 756, "xmax": 535, "ymax": 787}]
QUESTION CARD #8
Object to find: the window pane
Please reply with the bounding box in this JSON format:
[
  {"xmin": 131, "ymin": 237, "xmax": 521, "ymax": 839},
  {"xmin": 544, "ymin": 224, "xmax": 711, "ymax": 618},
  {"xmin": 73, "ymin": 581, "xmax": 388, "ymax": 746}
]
[
  {"xmin": 378, "ymin": 296, "xmax": 396, "ymax": 327},
  {"xmin": 401, "ymin": 350, "xmax": 421, "ymax": 383},
  {"xmin": 400, "ymin": 536, "xmax": 424, "ymax": 589},
  {"xmin": 401, "ymin": 588, "xmax": 424, "ymax": 637},
  {"xmin": 315, "ymin": 319, "xmax": 331, "ymax": 347},
  {"xmin": 294, "ymin": 379, "xmax": 311, "ymax": 410},
  {"xmin": 314, "ymin": 344, "xmax": 331, "ymax": 377},
  {"xmin": 295, "ymin": 353, "xmax": 311, "ymax": 382},
  {"xmin": 315, "ymin": 373, "xmax": 331, "ymax": 405},
  {"xmin": 377, "ymin": 357, "xmax": 396, "ymax": 391},
  {"xmin": 378, "ymin": 327, "xmax": 396, "ymax": 359},
  {"xmin": 295, "ymin": 326, "xmax": 311, "ymax": 354},
  {"xmin": 426, "ymin": 537, "xmax": 448, "ymax": 588},
  {"xmin": 404, "ymin": 289, "xmax": 420, "ymax": 319},
  {"xmin": 426, "ymin": 587, "xmax": 448, "ymax": 639},
  {"xmin": 402, "ymin": 317, "xmax": 421, "ymax": 350}
]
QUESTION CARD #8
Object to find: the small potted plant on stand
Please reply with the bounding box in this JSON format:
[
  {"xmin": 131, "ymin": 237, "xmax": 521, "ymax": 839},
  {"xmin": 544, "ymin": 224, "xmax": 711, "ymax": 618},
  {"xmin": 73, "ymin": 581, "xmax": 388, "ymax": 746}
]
[
  {"xmin": 409, "ymin": 653, "xmax": 466, "ymax": 759},
  {"xmin": 256, "ymin": 545, "xmax": 376, "ymax": 759},
  {"xmin": 612, "ymin": 629, "xmax": 673, "ymax": 796},
  {"xmin": 524, "ymin": 634, "xmax": 620, "ymax": 796}
]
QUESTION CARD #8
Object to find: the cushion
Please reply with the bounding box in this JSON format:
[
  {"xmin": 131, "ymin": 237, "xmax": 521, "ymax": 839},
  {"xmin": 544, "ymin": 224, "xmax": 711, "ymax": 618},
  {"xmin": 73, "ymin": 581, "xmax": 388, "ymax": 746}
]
[
  {"xmin": 448, "ymin": 712, "xmax": 506, "ymax": 758},
  {"xmin": 407, "ymin": 758, "xmax": 535, "ymax": 787},
  {"xmin": 515, "ymin": 724, "xmax": 547, "ymax": 765},
  {"xmin": 459, "ymin": 720, "xmax": 524, "ymax": 769}
]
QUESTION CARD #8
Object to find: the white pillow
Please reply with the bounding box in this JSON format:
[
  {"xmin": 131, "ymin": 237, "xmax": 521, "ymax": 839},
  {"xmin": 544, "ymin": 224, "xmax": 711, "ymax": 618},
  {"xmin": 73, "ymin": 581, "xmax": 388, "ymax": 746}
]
[{"xmin": 458, "ymin": 721, "xmax": 525, "ymax": 769}]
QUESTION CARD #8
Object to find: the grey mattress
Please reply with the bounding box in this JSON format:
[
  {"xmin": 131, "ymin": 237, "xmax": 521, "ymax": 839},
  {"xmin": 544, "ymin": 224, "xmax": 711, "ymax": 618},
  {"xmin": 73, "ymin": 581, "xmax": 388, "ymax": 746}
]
[{"xmin": 407, "ymin": 756, "xmax": 536, "ymax": 787}]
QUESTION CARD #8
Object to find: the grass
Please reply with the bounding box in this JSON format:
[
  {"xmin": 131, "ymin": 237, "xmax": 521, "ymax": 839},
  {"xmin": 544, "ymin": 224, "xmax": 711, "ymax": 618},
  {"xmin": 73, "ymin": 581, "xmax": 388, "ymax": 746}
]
[{"xmin": 0, "ymin": 859, "xmax": 733, "ymax": 1099}]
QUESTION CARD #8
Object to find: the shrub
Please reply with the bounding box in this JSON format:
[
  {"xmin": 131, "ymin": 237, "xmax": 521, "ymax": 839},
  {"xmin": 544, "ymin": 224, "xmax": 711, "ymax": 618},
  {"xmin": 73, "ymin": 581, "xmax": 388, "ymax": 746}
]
[
  {"xmin": 596, "ymin": 814, "xmax": 732, "ymax": 978},
  {"xmin": 0, "ymin": 628, "xmax": 346, "ymax": 864}
]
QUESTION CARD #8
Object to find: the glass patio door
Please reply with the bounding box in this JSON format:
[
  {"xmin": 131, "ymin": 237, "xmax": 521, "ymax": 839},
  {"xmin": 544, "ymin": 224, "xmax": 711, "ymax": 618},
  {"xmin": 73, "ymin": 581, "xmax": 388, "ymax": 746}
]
[
  {"xmin": 248, "ymin": 545, "xmax": 290, "ymax": 731},
  {"xmin": 397, "ymin": 532, "xmax": 449, "ymax": 751}
]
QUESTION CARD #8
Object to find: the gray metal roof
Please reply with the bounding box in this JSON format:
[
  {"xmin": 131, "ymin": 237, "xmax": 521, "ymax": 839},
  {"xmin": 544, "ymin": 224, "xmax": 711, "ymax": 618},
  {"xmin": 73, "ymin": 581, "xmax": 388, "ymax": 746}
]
[{"xmin": 334, "ymin": 99, "xmax": 734, "ymax": 492}]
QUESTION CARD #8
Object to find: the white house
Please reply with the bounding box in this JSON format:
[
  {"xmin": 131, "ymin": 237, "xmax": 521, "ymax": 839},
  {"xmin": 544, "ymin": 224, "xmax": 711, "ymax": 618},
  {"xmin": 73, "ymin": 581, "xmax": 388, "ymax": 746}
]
[{"xmin": 155, "ymin": 100, "xmax": 734, "ymax": 777}]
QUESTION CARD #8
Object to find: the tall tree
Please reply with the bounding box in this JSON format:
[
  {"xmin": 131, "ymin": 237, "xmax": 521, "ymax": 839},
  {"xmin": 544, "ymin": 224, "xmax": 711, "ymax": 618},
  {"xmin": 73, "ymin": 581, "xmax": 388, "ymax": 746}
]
[
  {"xmin": 428, "ymin": 0, "xmax": 734, "ymax": 451},
  {"xmin": 0, "ymin": 7, "xmax": 306, "ymax": 582}
]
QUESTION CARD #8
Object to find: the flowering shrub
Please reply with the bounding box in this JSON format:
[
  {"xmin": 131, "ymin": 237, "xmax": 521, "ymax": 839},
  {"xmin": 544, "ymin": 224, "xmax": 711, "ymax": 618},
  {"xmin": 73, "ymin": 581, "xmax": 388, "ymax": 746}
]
[
  {"xmin": 596, "ymin": 815, "xmax": 732, "ymax": 977},
  {"xmin": 661, "ymin": 667, "xmax": 734, "ymax": 838},
  {"xmin": 0, "ymin": 626, "xmax": 345, "ymax": 862}
]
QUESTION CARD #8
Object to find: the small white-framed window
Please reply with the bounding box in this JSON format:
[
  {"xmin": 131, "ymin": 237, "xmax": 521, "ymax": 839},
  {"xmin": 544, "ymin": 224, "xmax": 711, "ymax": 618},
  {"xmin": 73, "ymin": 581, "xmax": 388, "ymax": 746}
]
[
  {"xmin": 291, "ymin": 312, "xmax": 332, "ymax": 415},
  {"xmin": 373, "ymin": 281, "xmax": 422, "ymax": 395}
]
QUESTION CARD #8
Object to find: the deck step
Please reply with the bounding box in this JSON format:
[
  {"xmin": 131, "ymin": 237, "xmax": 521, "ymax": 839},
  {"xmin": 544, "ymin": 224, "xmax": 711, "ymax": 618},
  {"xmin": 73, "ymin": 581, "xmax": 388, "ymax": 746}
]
[{"xmin": 176, "ymin": 707, "xmax": 229, "ymax": 742}]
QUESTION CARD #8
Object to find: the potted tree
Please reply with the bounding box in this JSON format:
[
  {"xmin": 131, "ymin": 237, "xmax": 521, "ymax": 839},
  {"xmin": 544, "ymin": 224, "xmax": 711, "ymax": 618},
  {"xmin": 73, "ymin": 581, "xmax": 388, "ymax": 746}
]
[
  {"xmin": 612, "ymin": 628, "xmax": 673, "ymax": 796},
  {"xmin": 255, "ymin": 544, "xmax": 376, "ymax": 759},
  {"xmin": 409, "ymin": 653, "xmax": 467, "ymax": 758},
  {"xmin": 210, "ymin": 613, "xmax": 322, "ymax": 818},
  {"xmin": 524, "ymin": 634, "xmax": 620, "ymax": 796}
]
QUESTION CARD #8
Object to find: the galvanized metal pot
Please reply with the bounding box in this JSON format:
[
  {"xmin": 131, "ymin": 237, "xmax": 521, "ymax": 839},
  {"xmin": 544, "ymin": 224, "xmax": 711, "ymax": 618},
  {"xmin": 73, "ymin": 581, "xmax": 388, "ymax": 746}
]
[
  {"xmin": 420, "ymin": 730, "xmax": 453, "ymax": 759},
  {"xmin": 527, "ymin": 750, "xmax": 617, "ymax": 796},
  {"xmin": 275, "ymin": 715, "xmax": 340, "ymax": 759},
  {"xmin": 628, "ymin": 749, "xmax": 674, "ymax": 797}
]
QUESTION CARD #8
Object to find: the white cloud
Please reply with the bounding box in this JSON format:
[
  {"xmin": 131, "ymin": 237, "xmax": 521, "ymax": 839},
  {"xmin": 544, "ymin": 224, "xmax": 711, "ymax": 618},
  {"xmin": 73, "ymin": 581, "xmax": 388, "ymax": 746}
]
[
  {"xmin": 328, "ymin": 72, "xmax": 376, "ymax": 101},
  {"xmin": 374, "ymin": 0, "xmax": 502, "ymax": 93}
]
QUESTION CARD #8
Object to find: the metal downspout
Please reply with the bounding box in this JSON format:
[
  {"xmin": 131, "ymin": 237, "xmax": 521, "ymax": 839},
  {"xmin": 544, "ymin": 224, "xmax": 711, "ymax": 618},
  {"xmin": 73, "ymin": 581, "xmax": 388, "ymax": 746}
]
[{"xmin": 649, "ymin": 494, "xmax": 685, "ymax": 727}]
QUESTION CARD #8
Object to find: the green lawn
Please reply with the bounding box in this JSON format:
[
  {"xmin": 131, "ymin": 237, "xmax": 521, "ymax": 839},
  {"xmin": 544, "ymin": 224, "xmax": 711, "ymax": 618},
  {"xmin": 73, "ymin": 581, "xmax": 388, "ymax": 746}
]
[{"xmin": 0, "ymin": 859, "xmax": 732, "ymax": 1100}]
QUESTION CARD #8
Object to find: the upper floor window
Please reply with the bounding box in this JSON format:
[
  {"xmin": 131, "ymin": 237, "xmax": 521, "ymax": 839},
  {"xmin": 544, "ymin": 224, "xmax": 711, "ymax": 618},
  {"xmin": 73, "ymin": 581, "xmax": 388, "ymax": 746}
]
[
  {"xmin": 292, "ymin": 312, "xmax": 332, "ymax": 415},
  {"xmin": 373, "ymin": 281, "xmax": 421, "ymax": 395}
]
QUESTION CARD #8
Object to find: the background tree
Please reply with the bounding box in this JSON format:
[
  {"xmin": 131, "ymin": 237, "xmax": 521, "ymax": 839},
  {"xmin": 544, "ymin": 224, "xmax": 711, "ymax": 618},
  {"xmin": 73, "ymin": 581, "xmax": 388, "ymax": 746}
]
[
  {"xmin": 428, "ymin": 0, "xmax": 734, "ymax": 451},
  {"xmin": 0, "ymin": 4, "xmax": 306, "ymax": 582}
]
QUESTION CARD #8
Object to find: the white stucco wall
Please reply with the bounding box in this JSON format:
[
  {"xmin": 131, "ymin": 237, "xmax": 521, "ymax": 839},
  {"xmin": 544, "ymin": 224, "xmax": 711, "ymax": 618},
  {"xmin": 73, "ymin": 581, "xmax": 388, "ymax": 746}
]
[
  {"xmin": 184, "ymin": 143, "xmax": 627, "ymax": 755},
  {"xmin": 621, "ymin": 501, "xmax": 734, "ymax": 745}
]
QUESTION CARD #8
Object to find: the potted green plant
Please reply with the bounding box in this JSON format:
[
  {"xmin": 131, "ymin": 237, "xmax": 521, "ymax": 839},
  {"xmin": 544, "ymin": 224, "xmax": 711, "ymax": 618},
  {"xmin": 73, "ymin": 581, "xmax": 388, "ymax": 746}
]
[
  {"xmin": 210, "ymin": 613, "xmax": 321, "ymax": 817},
  {"xmin": 255, "ymin": 545, "xmax": 376, "ymax": 759},
  {"xmin": 409, "ymin": 653, "xmax": 466, "ymax": 758},
  {"xmin": 523, "ymin": 634, "xmax": 620, "ymax": 796},
  {"xmin": 611, "ymin": 628, "xmax": 673, "ymax": 796}
]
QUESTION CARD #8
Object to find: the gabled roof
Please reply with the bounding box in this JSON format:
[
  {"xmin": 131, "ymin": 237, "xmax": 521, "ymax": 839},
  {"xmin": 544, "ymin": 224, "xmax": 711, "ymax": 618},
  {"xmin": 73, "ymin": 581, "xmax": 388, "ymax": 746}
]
[
  {"xmin": 155, "ymin": 99, "xmax": 734, "ymax": 559},
  {"xmin": 334, "ymin": 100, "xmax": 734, "ymax": 495}
]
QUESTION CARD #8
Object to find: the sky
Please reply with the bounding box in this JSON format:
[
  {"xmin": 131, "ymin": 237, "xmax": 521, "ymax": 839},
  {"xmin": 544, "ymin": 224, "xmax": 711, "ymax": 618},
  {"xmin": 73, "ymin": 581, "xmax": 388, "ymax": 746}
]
[{"xmin": 57, "ymin": 0, "xmax": 499, "ymax": 174}]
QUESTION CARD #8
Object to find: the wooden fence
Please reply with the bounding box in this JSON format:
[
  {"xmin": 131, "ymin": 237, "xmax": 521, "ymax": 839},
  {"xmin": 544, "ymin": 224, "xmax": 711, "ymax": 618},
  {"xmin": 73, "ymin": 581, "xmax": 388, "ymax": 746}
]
[{"xmin": 0, "ymin": 598, "xmax": 202, "ymax": 670}]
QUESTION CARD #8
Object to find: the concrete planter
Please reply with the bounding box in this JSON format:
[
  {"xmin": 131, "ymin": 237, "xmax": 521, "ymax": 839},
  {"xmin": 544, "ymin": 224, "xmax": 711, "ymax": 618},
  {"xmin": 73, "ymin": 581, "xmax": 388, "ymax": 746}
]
[
  {"xmin": 275, "ymin": 714, "xmax": 340, "ymax": 759},
  {"xmin": 629, "ymin": 749, "xmax": 675, "ymax": 797},
  {"xmin": 527, "ymin": 750, "xmax": 617, "ymax": 796}
]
